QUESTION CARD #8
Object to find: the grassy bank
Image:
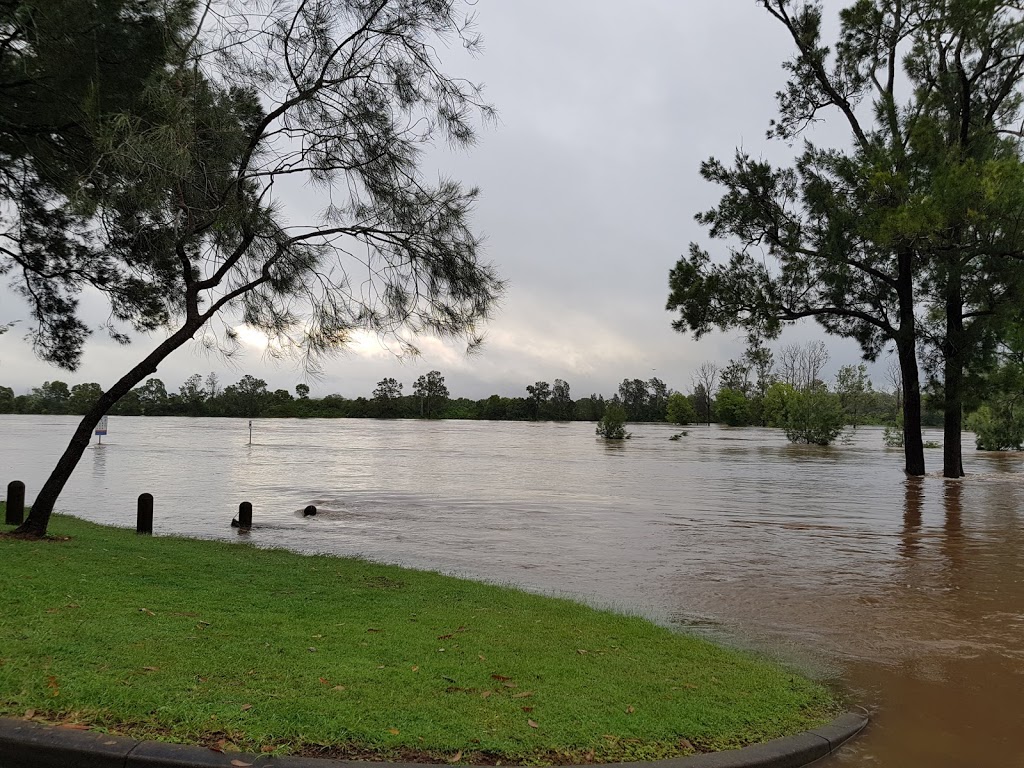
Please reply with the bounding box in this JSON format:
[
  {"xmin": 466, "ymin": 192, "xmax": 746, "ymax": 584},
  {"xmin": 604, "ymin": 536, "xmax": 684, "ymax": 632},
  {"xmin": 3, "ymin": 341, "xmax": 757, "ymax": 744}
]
[{"xmin": 0, "ymin": 514, "xmax": 838, "ymax": 763}]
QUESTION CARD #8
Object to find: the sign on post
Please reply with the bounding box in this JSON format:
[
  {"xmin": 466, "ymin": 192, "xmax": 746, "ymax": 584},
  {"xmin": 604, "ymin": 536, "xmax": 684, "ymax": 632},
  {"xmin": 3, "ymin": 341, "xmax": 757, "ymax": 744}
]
[{"xmin": 95, "ymin": 416, "xmax": 108, "ymax": 445}]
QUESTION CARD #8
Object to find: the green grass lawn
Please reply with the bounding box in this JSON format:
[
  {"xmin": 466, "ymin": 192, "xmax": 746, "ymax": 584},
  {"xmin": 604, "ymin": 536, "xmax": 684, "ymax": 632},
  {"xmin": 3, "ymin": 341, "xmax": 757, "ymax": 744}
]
[{"xmin": 0, "ymin": 513, "xmax": 839, "ymax": 763}]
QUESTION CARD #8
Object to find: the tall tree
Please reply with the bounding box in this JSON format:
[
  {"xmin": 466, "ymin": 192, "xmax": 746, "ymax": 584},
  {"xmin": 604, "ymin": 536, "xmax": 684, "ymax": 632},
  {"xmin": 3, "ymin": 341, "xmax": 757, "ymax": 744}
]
[
  {"xmin": 777, "ymin": 341, "xmax": 830, "ymax": 393},
  {"xmin": 691, "ymin": 362, "xmax": 718, "ymax": 425},
  {"xmin": 904, "ymin": 1, "xmax": 1024, "ymax": 476},
  {"xmin": 550, "ymin": 379, "xmax": 573, "ymax": 421},
  {"xmin": 372, "ymin": 378, "xmax": 404, "ymax": 418},
  {"xmin": 68, "ymin": 382, "xmax": 103, "ymax": 415},
  {"xmin": 525, "ymin": 381, "xmax": 551, "ymax": 419},
  {"xmin": 668, "ymin": 0, "xmax": 1024, "ymax": 478},
  {"xmin": 11, "ymin": 0, "xmax": 503, "ymax": 536},
  {"xmin": 667, "ymin": 1, "xmax": 932, "ymax": 474},
  {"xmin": 221, "ymin": 375, "xmax": 268, "ymax": 418},
  {"xmin": 835, "ymin": 363, "xmax": 874, "ymax": 428},
  {"xmin": 413, "ymin": 371, "xmax": 449, "ymax": 418},
  {"xmin": 647, "ymin": 377, "xmax": 671, "ymax": 420},
  {"xmin": 617, "ymin": 378, "xmax": 650, "ymax": 421},
  {"xmin": 178, "ymin": 374, "xmax": 206, "ymax": 416}
]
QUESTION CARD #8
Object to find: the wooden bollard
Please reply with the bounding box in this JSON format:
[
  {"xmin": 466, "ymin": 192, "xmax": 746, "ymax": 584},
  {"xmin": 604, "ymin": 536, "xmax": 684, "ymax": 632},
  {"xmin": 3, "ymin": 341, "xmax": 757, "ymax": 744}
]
[
  {"xmin": 5, "ymin": 481, "xmax": 25, "ymax": 526},
  {"xmin": 237, "ymin": 501, "xmax": 252, "ymax": 528},
  {"xmin": 137, "ymin": 493, "xmax": 154, "ymax": 535}
]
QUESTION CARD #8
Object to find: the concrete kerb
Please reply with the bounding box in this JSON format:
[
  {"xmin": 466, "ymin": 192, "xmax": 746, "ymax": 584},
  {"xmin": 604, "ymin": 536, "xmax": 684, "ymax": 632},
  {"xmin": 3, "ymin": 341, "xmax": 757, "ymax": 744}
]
[{"xmin": 0, "ymin": 713, "xmax": 867, "ymax": 768}]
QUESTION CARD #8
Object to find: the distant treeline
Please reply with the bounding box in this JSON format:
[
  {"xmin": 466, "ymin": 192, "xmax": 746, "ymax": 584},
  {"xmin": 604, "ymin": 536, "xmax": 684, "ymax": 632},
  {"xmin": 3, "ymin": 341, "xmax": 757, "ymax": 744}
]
[{"xmin": 1, "ymin": 349, "xmax": 942, "ymax": 427}]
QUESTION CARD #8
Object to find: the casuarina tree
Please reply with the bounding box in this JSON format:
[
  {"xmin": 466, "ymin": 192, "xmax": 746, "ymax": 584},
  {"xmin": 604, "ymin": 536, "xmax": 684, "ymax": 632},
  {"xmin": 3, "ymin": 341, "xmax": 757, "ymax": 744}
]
[{"xmin": 6, "ymin": 0, "xmax": 503, "ymax": 536}]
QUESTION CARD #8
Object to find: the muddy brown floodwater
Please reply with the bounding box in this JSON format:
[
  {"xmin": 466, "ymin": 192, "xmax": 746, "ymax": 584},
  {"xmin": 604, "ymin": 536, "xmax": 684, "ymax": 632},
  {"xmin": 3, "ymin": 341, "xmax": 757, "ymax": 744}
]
[{"xmin": 1, "ymin": 416, "xmax": 1022, "ymax": 767}]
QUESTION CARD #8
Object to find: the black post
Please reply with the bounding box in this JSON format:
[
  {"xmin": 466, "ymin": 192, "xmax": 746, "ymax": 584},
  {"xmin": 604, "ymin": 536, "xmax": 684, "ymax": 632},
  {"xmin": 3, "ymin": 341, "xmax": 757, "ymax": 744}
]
[
  {"xmin": 5, "ymin": 481, "xmax": 25, "ymax": 526},
  {"xmin": 137, "ymin": 493, "xmax": 153, "ymax": 535},
  {"xmin": 238, "ymin": 501, "xmax": 252, "ymax": 528}
]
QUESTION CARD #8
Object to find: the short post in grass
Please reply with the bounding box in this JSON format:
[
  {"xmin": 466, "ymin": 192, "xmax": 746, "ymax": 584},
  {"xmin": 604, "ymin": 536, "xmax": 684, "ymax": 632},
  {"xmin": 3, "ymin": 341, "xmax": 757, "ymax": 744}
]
[
  {"xmin": 137, "ymin": 493, "xmax": 154, "ymax": 535},
  {"xmin": 5, "ymin": 481, "xmax": 25, "ymax": 526},
  {"xmin": 238, "ymin": 501, "xmax": 252, "ymax": 528}
]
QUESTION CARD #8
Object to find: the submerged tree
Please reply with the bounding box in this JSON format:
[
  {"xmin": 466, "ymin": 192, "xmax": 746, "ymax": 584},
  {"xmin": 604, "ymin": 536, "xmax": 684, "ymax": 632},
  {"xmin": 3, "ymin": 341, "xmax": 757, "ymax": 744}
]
[
  {"xmin": 691, "ymin": 362, "xmax": 718, "ymax": 426},
  {"xmin": 668, "ymin": 0, "xmax": 1024, "ymax": 478},
  {"xmin": 8, "ymin": 0, "xmax": 503, "ymax": 536},
  {"xmin": 595, "ymin": 403, "xmax": 630, "ymax": 440}
]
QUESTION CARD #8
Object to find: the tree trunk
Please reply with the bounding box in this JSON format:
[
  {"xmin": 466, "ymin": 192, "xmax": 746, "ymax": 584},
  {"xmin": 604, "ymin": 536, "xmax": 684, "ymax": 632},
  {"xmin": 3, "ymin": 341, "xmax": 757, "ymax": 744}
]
[
  {"xmin": 15, "ymin": 322, "xmax": 203, "ymax": 537},
  {"xmin": 943, "ymin": 270, "xmax": 966, "ymax": 478},
  {"xmin": 897, "ymin": 338, "xmax": 926, "ymax": 477},
  {"xmin": 896, "ymin": 248, "xmax": 926, "ymax": 477}
]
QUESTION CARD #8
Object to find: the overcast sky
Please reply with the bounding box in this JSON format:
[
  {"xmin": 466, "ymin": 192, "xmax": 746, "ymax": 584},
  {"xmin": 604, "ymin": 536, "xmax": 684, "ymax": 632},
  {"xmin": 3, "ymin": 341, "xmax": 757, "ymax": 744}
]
[{"xmin": 0, "ymin": 1, "xmax": 883, "ymax": 400}]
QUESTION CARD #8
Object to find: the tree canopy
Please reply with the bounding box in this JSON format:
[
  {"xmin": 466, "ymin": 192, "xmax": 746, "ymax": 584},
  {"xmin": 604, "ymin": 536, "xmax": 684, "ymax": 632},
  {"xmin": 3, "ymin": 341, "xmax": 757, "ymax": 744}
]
[{"xmin": 7, "ymin": 0, "xmax": 504, "ymax": 535}]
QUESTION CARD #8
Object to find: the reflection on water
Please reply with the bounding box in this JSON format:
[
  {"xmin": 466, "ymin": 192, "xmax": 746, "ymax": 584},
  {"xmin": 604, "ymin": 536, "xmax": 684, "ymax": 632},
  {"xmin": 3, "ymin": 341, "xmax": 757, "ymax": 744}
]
[{"xmin": 1, "ymin": 416, "xmax": 1022, "ymax": 767}]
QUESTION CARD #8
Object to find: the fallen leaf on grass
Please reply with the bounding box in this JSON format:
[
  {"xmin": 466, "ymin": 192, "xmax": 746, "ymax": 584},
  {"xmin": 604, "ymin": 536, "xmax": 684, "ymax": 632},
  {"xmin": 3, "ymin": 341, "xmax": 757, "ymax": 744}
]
[
  {"xmin": 626, "ymin": 706, "xmax": 635, "ymax": 714},
  {"xmin": 307, "ymin": 647, "xmax": 318, "ymax": 653},
  {"xmin": 332, "ymin": 685, "xmax": 346, "ymax": 691},
  {"xmin": 241, "ymin": 704, "xmax": 252, "ymax": 711},
  {"xmin": 521, "ymin": 706, "xmax": 534, "ymax": 713},
  {"xmin": 388, "ymin": 728, "xmax": 400, "ymax": 735},
  {"xmin": 449, "ymin": 750, "xmax": 463, "ymax": 763},
  {"xmin": 23, "ymin": 709, "xmax": 35, "ymax": 719},
  {"xmin": 261, "ymin": 745, "xmax": 277, "ymax": 753},
  {"xmin": 490, "ymin": 674, "xmax": 511, "ymax": 681},
  {"xmin": 678, "ymin": 738, "xmax": 694, "ymax": 751},
  {"xmin": 502, "ymin": 682, "xmax": 517, "ymax": 689},
  {"xmin": 139, "ymin": 608, "xmax": 155, "ymax": 616},
  {"xmin": 142, "ymin": 666, "xmax": 159, "ymax": 672},
  {"xmin": 577, "ymin": 649, "xmax": 588, "ymax": 655},
  {"xmin": 59, "ymin": 724, "xmax": 89, "ymax": 730},
  {"xmin": 511, "ymin": 691, "xmax": 533, "ymax": 699},
  {"xmin": 480, "ymin": 690, "xmax": 492, "ymax": 699},
  {"xmin": 367, "ymin": 628, "xmax": 381, "ymax": 633},
  {"xmin": 478, "ymin": 654, "xmax": 486, "ymax": 661},
  {"xmin": 319, "ymin": 677, "xmax": 330, "ymax": 685},
  {"xmin": 46, "ymin": 675, "xmax": 59, "ymax": 697},
  {"xmin": 411, "ymin": 666, "xmax": 419, "ymax": 672},
  {"xmin": 438, "ymin": 633, "xmax": 453, "ymax": 640},
  {"xmin": 230, "ymin": 761, "xmax": 253, "ymax": 767},
  {"xmin": 527, "ymin": 719, "xmax": 539, "ymax": 729}
]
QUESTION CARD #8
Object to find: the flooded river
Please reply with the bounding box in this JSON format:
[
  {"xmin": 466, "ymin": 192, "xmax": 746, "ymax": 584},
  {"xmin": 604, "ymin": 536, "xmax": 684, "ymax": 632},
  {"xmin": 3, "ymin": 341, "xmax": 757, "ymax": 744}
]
[{"xmin": 1, "ymin": 416, "xmax": 1022, "ymax": 767}]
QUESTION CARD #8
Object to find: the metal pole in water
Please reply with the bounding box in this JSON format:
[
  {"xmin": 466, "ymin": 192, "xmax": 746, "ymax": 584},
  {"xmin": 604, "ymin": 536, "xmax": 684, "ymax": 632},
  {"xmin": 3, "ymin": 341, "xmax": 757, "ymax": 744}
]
[
  {"xmin": 95, "ymin": 415, "xmax": 108, "ymax": 445},
  {"xmin": 248, "ymin": 420, "xmax": 252, "ymax": 446}
]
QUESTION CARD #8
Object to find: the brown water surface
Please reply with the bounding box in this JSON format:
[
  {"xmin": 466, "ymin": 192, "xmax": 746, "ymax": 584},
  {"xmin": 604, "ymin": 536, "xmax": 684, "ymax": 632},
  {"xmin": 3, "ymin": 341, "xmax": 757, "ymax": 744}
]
[{"xmin": 1, "ymin": 416, "xmax": 1022, "ymax": 767}]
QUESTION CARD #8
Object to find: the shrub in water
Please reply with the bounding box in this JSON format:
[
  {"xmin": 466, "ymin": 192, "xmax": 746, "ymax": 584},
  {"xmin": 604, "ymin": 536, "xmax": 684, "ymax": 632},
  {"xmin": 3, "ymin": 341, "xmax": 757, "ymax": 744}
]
[{"xmin": 596, "ymin": 404, "xmax": 630, "ymax": 439}]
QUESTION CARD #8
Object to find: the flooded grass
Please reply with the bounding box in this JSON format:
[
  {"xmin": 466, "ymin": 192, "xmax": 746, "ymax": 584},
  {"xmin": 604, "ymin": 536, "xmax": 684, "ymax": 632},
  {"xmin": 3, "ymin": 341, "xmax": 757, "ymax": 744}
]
[{"xmin": 0, "ymin": 515, "xmax": 837, "ymax": 763}]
